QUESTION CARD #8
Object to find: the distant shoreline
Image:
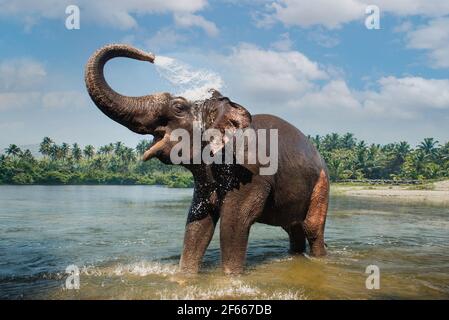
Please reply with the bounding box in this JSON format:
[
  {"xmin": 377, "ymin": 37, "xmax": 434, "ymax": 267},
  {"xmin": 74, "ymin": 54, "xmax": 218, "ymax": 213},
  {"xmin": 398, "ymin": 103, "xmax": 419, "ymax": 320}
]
[
  {"xmin": 0, "ymin": 182, "xmax": 184, "ymax": 188},
  {"xmin": 2, "ymin": 180, "xmax": 449, "ymax": 206},
  {"xmin": 332, "ymin": 180, "xmax": 449, "ymax": 205}
]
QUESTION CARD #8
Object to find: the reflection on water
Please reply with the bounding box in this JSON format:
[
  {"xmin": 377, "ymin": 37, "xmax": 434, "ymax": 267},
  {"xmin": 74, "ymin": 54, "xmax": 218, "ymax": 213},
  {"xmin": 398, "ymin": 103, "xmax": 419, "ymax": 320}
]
[{"xmin": 0, "ymin": 185, "xmax": 448, "ymax": 299}]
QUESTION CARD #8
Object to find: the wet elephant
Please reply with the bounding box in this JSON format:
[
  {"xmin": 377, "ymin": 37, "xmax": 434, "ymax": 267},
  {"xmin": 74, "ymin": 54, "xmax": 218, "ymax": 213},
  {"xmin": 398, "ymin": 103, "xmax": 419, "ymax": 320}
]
[{"xmin": 85, "ymin": 44, "xmax": 329, "ymax": 274}]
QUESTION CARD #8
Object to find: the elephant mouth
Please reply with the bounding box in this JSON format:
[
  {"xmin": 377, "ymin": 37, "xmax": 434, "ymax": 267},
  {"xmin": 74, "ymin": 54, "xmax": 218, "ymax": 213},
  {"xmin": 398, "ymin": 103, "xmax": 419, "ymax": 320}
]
[{"xmin": 142, "ymin": 128, "xmax": 169, "ymax": 162}]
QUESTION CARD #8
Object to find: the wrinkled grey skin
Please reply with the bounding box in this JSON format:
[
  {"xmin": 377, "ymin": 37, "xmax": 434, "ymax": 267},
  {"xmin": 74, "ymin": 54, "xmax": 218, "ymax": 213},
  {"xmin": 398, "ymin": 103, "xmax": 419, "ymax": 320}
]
[{"xmin": 85, "ymin": 44, "xmax": 329, "ymax": 274}]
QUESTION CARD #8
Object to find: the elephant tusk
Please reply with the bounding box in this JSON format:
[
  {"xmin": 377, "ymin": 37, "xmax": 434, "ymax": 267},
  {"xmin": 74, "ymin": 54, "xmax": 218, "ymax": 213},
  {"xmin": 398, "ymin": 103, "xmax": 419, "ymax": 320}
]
[{"xmin": 142, "ymin": 134, "xmax": 169, "ymax": 161}]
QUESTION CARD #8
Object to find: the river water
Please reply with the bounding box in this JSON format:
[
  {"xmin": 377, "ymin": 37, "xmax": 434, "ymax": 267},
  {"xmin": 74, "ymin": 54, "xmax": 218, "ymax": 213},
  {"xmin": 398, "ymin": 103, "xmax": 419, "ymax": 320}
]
[{"xmin": 0, "ymin": 185, "xmax": 448, "ymax": 299}]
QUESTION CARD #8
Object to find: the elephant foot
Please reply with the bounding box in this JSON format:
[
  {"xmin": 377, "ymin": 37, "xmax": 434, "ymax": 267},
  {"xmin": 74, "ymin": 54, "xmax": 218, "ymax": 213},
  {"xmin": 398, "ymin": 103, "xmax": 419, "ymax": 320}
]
[
  {"xmin": 309, "ymin": 239, "xmax": 327, "ymax": 257},
  {"xmin": 179, "ymin": 265, "xmax": 200, "ymax": 274},
  {"xmin": 179, "ymin": 257, "xmax": 201, "ymax": 274},
  {"xmin": 223, "ymin": 265, "xmax": 244, "ymax": 275}
]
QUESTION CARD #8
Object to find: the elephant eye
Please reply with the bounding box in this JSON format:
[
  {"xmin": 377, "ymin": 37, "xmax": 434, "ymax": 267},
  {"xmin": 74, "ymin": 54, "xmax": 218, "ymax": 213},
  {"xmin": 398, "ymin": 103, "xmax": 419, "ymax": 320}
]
[
  {"xmin": 173, "ymin": 103, "xmax": 185, "ymax": 113},
  {"xmin": 172, "ymin": 101, "xmax": 190, "ymax": 116}
]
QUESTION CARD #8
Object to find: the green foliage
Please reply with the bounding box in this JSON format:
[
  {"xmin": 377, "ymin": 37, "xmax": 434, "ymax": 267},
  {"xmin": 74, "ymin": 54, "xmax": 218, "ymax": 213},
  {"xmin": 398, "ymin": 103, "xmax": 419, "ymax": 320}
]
[
  {"xmin": 308, "ymin": 133, "xmax": 448, "ymax": 182},
  {"xmin": 1, "ymin": 135, "xmax": 448, "ymax": 187},
  {"xmin": 0, "ymin": 138, "xmax": 193, "ymax": 187}
]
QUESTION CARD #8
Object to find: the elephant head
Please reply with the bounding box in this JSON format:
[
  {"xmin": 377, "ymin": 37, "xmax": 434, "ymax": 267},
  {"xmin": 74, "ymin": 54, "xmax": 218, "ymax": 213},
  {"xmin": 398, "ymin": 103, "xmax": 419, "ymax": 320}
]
[{"xmin": 85, "ymin": 44, "xmax": 251, "ymax": 165}]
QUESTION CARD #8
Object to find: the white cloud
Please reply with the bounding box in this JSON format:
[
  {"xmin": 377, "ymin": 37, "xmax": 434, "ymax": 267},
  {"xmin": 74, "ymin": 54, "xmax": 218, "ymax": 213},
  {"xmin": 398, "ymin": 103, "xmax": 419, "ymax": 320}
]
[
  {"xmin": 405, "ymin": 17, "xmax": 449, "ymax": 68},
  {"xmin": 42, "ymin": 91, "xmax": 88, "ymax": 110},
  {"xmin": 261, "ymin": 0, "xmax": 449, "ymax": 29},
  {"xmin": 375, "ymin": 0, "xmax": 449, "ymax": 17},
  {"xmin": 361, "ymin": 76, "xmax": 449, "ymax": 118},
  {"xmin": 0, "ymin": 59, "xmax": 46, "ymax": 91},
  {"xmin": 209, "ymin": 45, "xmax": 449, "ymax": 124},
  {"xmin": 307, "ymin": 29, "xmax": 340, "ymax": 48},
  {"xmin": 224, "ymin": 44, "xmax": 328, "ymax": 99},
  {"xmin": 195, "ymin": 43, "xmax": 448, "ymax": 142},
  {"xmin": 0, "ymin": 91, "xmax": 87, "ymax": 111},
  {"xmin": 0, "ymin": 92, "xmax": 41, "ymax": 111},
  {"xmin": 0, "ymin": 58, "xmax": 87, "ymax": 111},
  {"xmin": 393, "ymin": 21, "xmax": 413, "ymax": 33},
  {"xmin": 174, "ymin": 13, "xmax": 219, "ymax": 36},
  {"xmin": 0, "ymin": 59, "xmax": 46, "ymax": 111},
  {"xmin": 268, "ymin": 0, "xmax": 365, "ymax": 29},
  {"xmin": 292, "ymin": 80, "xmax": 361, "ymax": 110},
  {"xmin": 270, "ymin": 32, "xmax": 293, "ymax": 51},
  {"xmin": 283, "ymin": 75, "xmax": 449, "ymax": 120},
  {"xmin": 145, "ymin": 28, "xmax": 188, "ymax": 51},
  {"xmin": 0, "ymin": 0, "xmax": 211, "ymax": 31}
]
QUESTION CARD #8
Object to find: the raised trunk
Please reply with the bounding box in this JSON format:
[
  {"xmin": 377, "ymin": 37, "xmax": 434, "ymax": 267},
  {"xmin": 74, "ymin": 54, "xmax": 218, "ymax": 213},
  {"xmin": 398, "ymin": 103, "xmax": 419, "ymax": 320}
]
[{"xmin": 85, "ymin": 44, "xmax": 170, "ymax": 134}]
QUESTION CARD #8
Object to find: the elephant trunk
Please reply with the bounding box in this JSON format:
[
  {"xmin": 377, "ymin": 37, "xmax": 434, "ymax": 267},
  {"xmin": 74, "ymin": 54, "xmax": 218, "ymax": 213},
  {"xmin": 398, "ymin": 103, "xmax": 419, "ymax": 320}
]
[{"xmin": 85, "ymin": 44, "xmax": 171, "ymax": 134}]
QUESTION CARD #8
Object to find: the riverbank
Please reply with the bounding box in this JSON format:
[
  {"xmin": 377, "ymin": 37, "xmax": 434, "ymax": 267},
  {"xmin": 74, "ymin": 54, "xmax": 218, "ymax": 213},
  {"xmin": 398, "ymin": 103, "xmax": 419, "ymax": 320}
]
[{"xmin": 331, "ymin": 180, "xmax": 449, "ymax": 206}]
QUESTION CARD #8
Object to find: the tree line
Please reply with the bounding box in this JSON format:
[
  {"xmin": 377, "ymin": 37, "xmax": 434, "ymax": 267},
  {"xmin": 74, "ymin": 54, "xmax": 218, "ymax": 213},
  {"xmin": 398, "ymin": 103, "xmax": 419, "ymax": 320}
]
[
  {"xmin": 0, "ymin": 137, "xmax": 193, "ymax": 187},
  {"xmin": 0, "ymin": 134, "xmax": 448, "ymax": 186},
  {"xmin": 308, "ymin": 133, "xmax": 448, "ymax": 181}
]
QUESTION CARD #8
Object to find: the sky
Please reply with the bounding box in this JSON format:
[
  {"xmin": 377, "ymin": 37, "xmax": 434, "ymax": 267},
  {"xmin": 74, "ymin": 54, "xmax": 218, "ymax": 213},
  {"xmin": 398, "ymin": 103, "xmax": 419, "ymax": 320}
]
[{"xmin": 0, "ymin": 0, "xmax": 448, "ymax": 150}]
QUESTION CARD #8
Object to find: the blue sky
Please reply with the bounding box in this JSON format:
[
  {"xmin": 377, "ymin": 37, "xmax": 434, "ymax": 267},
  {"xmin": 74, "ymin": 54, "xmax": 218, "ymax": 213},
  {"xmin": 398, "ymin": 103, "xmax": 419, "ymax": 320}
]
[{"xmin": 0, "ymin": 0, "xmax": 448, "ymax": 150}]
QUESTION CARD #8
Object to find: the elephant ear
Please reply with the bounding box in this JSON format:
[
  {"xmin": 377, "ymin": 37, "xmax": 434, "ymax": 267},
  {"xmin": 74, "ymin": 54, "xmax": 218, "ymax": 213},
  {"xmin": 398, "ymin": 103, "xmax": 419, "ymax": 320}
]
[
  {"xmin": 206, "ymin": 91, "xmax": 251, "ymax": 157},
  {"xmin": 209, "ymin": 91, "xmax": 252, "ymax": 134}
]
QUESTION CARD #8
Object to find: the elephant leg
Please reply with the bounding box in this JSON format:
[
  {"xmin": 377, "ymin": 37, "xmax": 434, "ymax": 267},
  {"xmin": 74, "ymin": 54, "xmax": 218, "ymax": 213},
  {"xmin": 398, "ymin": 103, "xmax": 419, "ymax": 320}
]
[
  {"xmin": 303, "ymin": 169, "xmax": 329, "ymax": 257},
  {"xmin": 284, "ymin": 222, "xmax": 306, "ymax": 254},
  {"xmin": 220, "ymin": 179, "xmax": 271, "ymax": 274},
  {"xmin": 179, "ymin": 214, "xmax": 218, "ymax": 273}
]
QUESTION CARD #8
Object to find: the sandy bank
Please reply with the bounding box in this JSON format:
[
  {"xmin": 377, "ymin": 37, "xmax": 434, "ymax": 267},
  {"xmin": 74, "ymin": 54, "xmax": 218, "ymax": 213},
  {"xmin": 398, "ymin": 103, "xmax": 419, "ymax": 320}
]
[{"xmin": 331, "ymin": 180, "xmax": 449, "ymax": 206}]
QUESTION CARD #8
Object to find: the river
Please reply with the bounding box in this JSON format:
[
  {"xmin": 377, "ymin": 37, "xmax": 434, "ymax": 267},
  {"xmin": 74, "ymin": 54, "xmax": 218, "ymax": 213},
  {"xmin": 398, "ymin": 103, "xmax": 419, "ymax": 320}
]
[{"xmin": 0, "ymin": 185, "xmax": 448, "ymax": 299}]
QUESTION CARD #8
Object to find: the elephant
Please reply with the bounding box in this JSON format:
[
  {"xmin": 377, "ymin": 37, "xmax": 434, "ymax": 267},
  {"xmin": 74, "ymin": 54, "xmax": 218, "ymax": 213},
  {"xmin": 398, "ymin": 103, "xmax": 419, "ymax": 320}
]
[{"xmin": 85, "ymin": 44, "xmax": 329, "ymax": 274}]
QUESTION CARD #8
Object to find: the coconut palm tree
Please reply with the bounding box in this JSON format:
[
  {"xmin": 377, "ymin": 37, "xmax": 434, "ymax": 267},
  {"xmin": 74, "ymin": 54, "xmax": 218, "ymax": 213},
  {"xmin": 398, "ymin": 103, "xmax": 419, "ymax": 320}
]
[
  {"xmin": 20, "ymin": 149, "xmax": 35, "ymax": 162},
  {"xmin": 418, "ymin": 138, "xmax": 439, "ymax": 158},
  {"xmin": 322, "ymin": 133, "xmax": 340, "ymax": 151},
  {"xmin": 98, "ymin": 144, "xmax": 114, "ymax": 155},
  {"xmin": 136, "ymin": 139, "xmax": 152, "ymax": 155},
  {"xmin": 5, "ymin": 144, "xmax": 22, "ymax": 158},
  {"xmin": 72, "ymin": 143, "xmax": 82, "ymax": 161},
  {"xmin": 83, "ymin": 145, "xmax": 95, "ymax": 159},
  {"xmin": 39, "ymin": 137, "xmax": 53, "ymax": 158},
  {"xmin": 49, "ymin": 144, "xmax": 62, "ymax": 161},
  {"xmin": 396, "ymin": 141, "xmax": 410, "ymax": 160},
  {"xmin": 341, "ymin": 133, "xmax": 356, "ymax": 149},
  {"xmin": 114, "ymin": 141, "xmax": 124, "ymax": 155},
  {"xmin": 60, "ymin": 143, "xmax": 70, "ymax": 161}
]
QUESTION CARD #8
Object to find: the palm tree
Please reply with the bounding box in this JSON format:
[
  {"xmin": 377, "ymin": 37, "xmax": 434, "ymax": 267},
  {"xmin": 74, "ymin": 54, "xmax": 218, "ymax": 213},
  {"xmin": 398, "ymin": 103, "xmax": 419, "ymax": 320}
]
[
  {"xmin": 410, "ymin": 151, "xmax": 427, "ymax": 178},
  {"xmin": 39, "ymin": 137, "xmax": 53, "ymax": 158},
  {"xmin": 5, "ymin": 144, "xmax": 22, "ymax": 158},
  {"xmin": 356, "ymin": 140, "xmax": 366, "ymax": 151},
  {"xmin": 382, "ymin": 141, "xmax": 411, "ymax": 177},
  {"xmin": 60, "ymin": 143, "xmax": 70, "ymax": 160},
  {"xmin": 136, "ymin": 140, "xmax": 152, "ymax": 155},
  {"xmin": 341, "ymin": 133, "xmax": 356, "ymax": 149},
  {"xmin": 322, "ymin": 133, "xmax": 340, "ymax": 151},
  {"xmin": 99, "ymin": 144, "xmax": 114, "ymax": 155},
  {"xmin": 49, "ymin": 144, "xmax": 61, "ymax": 161},
  {"xmin": 439, "ymin": 142, "xmax": 449, "ymax": 162},
  {"xmin": 396, "ymin": 141, "xmax": 410, "ymax": 159},
  {"xmin": 91, "ymin": 157, "xmax": 106, "ymax": 170},
  {"xmin": 327, "ymin": 158, "xmax": 344, "ymax": 181},
  {"xmin": 117, "ymin": 147, "xmax": 136, "ymax": 164},
  {"xmin": 83, "ymin": 145, "xmax": 95, "ymax": 159},
  {"xmin": 21, "ymin": 149, "xmax": 35, "ymax": 162},
  {"xmin": 418, "ymin": 138, "xmax": 439, "ymax": 158},
  {"xmin": 72, "ymin": 143, "xmax": 82, "ymax": 161},
  {"xmin": 114, "ymin": 141, "xmax": 124, "ymax": 154}
]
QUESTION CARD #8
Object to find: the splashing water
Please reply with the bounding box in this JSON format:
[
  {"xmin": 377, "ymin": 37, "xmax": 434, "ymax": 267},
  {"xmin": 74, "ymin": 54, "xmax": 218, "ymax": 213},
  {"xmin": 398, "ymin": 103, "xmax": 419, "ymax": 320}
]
[{"xmin": 154, "ymin": 56, "xmax": 224, "ymax": 101}]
